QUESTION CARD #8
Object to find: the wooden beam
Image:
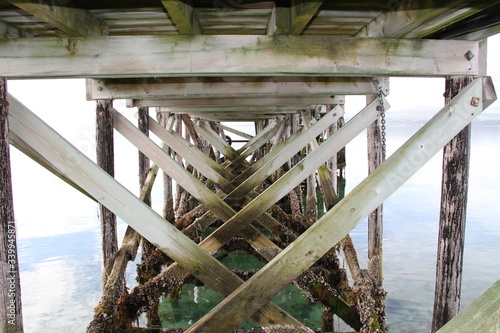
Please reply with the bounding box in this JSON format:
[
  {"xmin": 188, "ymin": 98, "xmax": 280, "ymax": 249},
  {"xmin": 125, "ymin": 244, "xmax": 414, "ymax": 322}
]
[
  {"xmin": 0, "ymin": 20, "xmax": 32, "ymax": 38},
  {"xmin": 269, "ymin": 0, "xmax": 324, "ymax": 35},
  {"xmin": 161, "ymin": 0, "xmax": 202, "ymax": 34},
  {"xmin": 289, "ymin": 0, "xmax": 324, "ymax": 35},
  {"xmin": 185, "ymin": 77, "xmax": 497, "ymax": 333},
  {"xmin": 87, "ymin": 77, "xmax": 385, "ymax": 100},
  {"xmin": 128, "ymin": 95, "xmax": 335, "ymax": 108},
  {"xmin": 0, "ymin": 78, "xmax": 23, "ymax": 332},
  {"xmin": 7, "ymin": 0, "xmax": 108, "ymax": 37},
  {"xmin": 435, "ymin": 280, "xmax": 500, "ymax": 333},
  {"xmin": 0, "ymin": 36, "xmax": 481, "ymax": 78},
  {"xmin": 213, "ymin": 123, "xmax": 253, "ymax": 140},
  {"xmin": 7, "ymin": 94, "xmax": 303, "ymax": 329},
  {"xmin": 155, "ymin": 106, "xmax": 307, "ymax": 115}
]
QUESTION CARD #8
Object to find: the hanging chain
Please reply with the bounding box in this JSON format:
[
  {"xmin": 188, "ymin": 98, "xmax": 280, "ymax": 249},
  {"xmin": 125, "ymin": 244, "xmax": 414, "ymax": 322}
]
[{"xmin": 372, "ymin": 78, "xmax": 387, "ymax": 161}]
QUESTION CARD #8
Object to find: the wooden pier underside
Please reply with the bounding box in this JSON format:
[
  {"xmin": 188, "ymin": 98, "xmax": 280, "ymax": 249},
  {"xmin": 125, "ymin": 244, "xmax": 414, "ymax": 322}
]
[{"xmin": 1, "ymin": 1, "xmax": 500, "ymax": 332}]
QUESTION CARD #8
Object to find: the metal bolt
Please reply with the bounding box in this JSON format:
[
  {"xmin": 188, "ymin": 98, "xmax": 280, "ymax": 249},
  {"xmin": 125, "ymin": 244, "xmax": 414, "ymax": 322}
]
[
  {"xmin": 471, "ymin": 97, "xmax": 480, "ymax": 107},
  {"xmin": 97, "ymin": 86, "xmax": 103, "ymax": 92},
  {"xmin": 465, "ymin": 50, "xmax": 474, "ymax": 61}
]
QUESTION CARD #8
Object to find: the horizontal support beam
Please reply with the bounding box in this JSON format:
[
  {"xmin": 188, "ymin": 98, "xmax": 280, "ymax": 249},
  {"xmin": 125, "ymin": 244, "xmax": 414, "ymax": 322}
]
[
  {"xmin": 128, "ymin": 95, "xmax": 336, "ymax": 108},
  {"xmin": 0, "ymin": 36, "xmax": 481, "ymax": 78},
  {"xmin": 157, "ymin": 105, "xmax": 309, "ymax": 114},
  {"xmin": 87, "ymin": 77, "xmax": 388, "ymax": 100}
]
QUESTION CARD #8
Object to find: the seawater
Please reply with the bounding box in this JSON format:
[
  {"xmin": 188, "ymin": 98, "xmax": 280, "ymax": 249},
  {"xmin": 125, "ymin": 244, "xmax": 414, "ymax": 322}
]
[{"xmin": 13, "ymin": 117, "xmax": 500, "ymax": 332}]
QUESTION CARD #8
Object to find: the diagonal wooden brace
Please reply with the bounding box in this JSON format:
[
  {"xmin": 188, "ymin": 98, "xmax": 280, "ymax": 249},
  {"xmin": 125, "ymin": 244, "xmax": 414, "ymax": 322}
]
[
  {"xmin": 7, "ymin": 95, "xmax": 306, "ymax": 329},
  {"xmin": 185, "ymin": 77, "xmax": 497, "ymax": 332}
]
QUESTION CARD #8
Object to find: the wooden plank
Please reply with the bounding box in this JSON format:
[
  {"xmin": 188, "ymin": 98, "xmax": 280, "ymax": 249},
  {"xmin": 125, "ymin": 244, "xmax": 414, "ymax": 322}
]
[
  {"xmin": 7, "ymin": 94, "xmax": 302, "ymax": 329},
  {"xmin": 128, "ymin": 95, "xmax": 335, "ymax": 108},
  {"xmin": 87, "ymin": 77, "xmax": 383, "ymax": 100},
  {"xmin": 435, "ymin": 280, "xmax": 500, "ymax": 333},
  {"xmin": 154, "ymin": 106, "xmax": 308, "ymax": 114},
  {"xmin": 161, "ymin": 0, "xmax": 202, "ymax": 34},
  {"xmin": 195, "ymin": 121, "xmax": 241, "ymax": 160},
  {"xmin": 214, "ymin": 123, "xmax": 254, "ymax": 140},
  {"xmin": 7, "ymin": 0, "xmax": 108, "ymax": 37},
  {"xmin": 0, "ymin": 36, "xmax": 480, "ymax": 78},
  {"xmin": 185, "ymin": 77, "xmax": 497, "ymax": 333},
  {"xmin": 289, "ymin": 0, "xmax": 324, "ymax": 35}
]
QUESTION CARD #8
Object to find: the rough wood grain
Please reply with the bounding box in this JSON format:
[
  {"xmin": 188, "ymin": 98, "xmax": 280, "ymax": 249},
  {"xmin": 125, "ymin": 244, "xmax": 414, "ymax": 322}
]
[{"xmin": 0, "ymin": 78, "xmax": 24, "ymax": 333}]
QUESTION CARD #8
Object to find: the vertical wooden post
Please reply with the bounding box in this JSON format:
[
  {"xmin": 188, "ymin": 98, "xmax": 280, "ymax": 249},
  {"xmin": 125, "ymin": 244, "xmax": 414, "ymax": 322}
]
[
  {"xmin": 96, "ymin": 100, "xmax": 118, "ymax": 286},
  {"xmin": 0, "ymin": 78, "xmax": 24, "ymax": 332},
  {"xmin": 367, "ymin": 94, "xmax": 384, "ymax": 283},
  {"xmin": 305, "ymin": 110, "xmax": 317, "ymax": 226},
  {"xmin": 158, "ymin": 112, "xmax": 175, "ymax": 221},
  {"xmin": 431, "ymin": 76, "xmax": 473, "ymax": 332}
]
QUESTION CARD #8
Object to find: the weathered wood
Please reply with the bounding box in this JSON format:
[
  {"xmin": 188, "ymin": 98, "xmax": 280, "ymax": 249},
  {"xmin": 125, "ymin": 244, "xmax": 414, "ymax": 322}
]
[
  {"xmin": 87, "ymin": 77, "xmax": 383, "ymax": 100},
  {"xmin": 7, "ymin": 94, "xmax": 303, "ymax": 329},
  {"xmin": 7, "ymin": 0, "xmax": 108, "ymax": 37},
  {"xmin": 431, "ymin": 75, "xmax": 473, "ymax": 332},
  {"xmin": 184, "ymin": 77, "xmax": 496, "ymax": 332},
  {"xmin": 161, "ymin": 0, "xmax": 202, "ymax": 34},
  {"xmin": 96, "ymin": 100, "xmax": 119, "ymax": 286},
  {"xmin": 0, "ymin": 36, "xmax": 481, "ymax": 78},
  {"xmin": 289, "ymin": 0, "xmax": 324, "ymax": 35},
  {"xmin": 195, "ymin": 121, "xmax": 241, "ymax": 161},
  {"xmin": 129, "ymin": 95, "xmax": 335, "ymax": 108},
  {"xmin": 230, "ymin": 107, "xmax": 343, "ymax": 193},
  {"xmin": 9, "ymin": 130, "xmax": 95, "ymax": 201},
  {"xmin": 213, "ymin": 123, "xmax": 253, "ymax": 140},
  {"xmin": 0, "ymin": 78, "xmax": 24, "ymax": 333},
  {"xmin": 147, "ymin": 114, "xmax": 235, "ymax": 189},
  {"xmin": 87, "ymin": 164, "xmax": 159, "ymax": 333},
  {"xmin": 0, "ymin": 20, "xmax": 32, "ymax": 38},
  {"xmin": 199, "ymin": 99, "xmax": 383, "ymax": 254},
  {"xmin": 367, "ymin": 94, "xmax": 384, "ymax": 283},
  {"xmin": 435, "ymin": 279, "xmax": 500, "ymax": 333}
]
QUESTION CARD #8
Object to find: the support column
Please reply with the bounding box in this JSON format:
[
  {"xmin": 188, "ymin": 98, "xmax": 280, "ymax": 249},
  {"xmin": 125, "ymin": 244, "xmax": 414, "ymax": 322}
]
[
  {"xmin": 367, "ymin": 94, "xmax": 384, "ymax": 283},
  {"xmin": 96, "ymin": 100, "xmax": 118, "ymax": 285},
  {"xmin": 431, "ymin": 76, "xmax": 473, "ymax": 332},
  {"xmin": 0, "ymin": 78, "xmax": 24, "ymax": 332}
]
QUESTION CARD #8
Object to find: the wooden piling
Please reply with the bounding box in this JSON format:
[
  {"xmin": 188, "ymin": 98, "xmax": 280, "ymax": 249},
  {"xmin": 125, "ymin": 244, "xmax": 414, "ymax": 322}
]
[
  {"xmin": 431, "ymin": 76, "xmax": 473, "ymax": 332},
  {"xmin": 96, "ymin": 100, "xmax": 118, "ymax": 286},
  {"xmin": 367, "ymin": 94, "xmax": 384, "ymax": 283},
  {"xmin": 0, "ymin": 78, "xmax": 24, "ymax": 332}
]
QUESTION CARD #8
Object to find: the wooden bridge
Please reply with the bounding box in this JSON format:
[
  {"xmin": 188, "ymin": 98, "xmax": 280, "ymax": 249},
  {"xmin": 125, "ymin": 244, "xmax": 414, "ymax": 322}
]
[{"xmin": 1, "ymin": 1, "xmax": 499, "ymax": 332}]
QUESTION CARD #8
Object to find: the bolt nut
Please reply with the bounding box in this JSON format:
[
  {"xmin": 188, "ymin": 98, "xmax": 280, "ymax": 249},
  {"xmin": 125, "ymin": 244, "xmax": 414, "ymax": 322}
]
[
  {"xmin": 465, "ymin": 50, "xmax": 474, "ymax": 61},
  {"xmin": 471, "ymin": 97, "xmax": 480, "ymax": 107}
]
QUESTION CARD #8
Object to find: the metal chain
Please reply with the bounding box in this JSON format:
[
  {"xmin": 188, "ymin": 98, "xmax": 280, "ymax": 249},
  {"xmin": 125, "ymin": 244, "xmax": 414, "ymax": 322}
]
[{"xmin": 372, "ymin": 78, "xmax": 387, "ymax": 161}]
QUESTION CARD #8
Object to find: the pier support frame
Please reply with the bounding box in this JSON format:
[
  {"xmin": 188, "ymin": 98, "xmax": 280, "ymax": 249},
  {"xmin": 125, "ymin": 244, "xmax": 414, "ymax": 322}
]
[{"xmin": 0, "ymin": 78, "xmax": 23, "ymax": 333}]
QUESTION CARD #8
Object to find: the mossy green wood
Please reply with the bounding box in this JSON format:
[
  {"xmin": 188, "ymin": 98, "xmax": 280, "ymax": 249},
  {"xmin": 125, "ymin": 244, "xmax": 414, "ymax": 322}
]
[
  {"xmin": 184, "ymin": 77, "xmax": 496, "ymax": 333},
  {"xmin": 0, "ymin": 36, "xmax": 481, "ymax": 78},
  {"xmin": 161, "ymin": 0, "xmax": 201, "ymax": 35}
]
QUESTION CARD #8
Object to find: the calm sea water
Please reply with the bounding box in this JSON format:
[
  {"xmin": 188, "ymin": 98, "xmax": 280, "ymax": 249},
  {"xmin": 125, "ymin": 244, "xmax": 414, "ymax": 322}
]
[{"xmin": 11, "ymin": 113, "xmax": 500, "ymax": 332}]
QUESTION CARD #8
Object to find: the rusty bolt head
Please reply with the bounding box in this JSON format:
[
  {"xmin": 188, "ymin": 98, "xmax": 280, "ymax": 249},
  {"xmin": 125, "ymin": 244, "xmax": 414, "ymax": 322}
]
[
  {"xmin": 97, "ymin": 86, "xmax": 103, "ymax": 92},
  {"xmin": 471, "ymin": 97, "xmax": 480, "ymax": 107},
  {"xmin": 465, "ymin": 50, "xmax": 475, "ymax": 61}
]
